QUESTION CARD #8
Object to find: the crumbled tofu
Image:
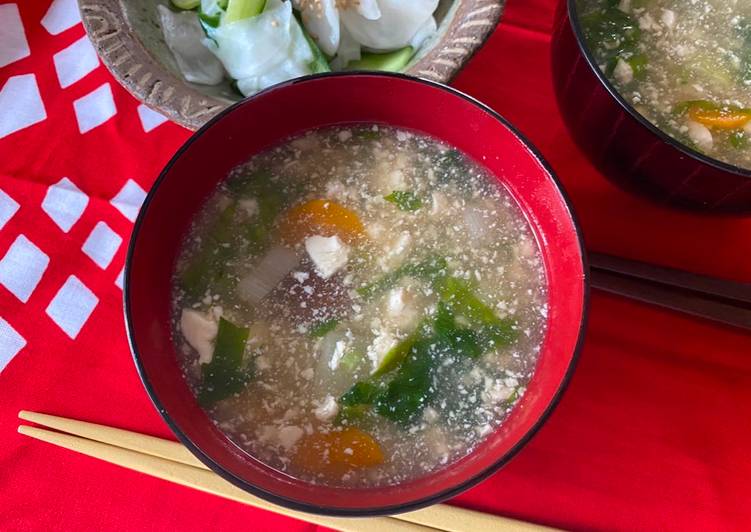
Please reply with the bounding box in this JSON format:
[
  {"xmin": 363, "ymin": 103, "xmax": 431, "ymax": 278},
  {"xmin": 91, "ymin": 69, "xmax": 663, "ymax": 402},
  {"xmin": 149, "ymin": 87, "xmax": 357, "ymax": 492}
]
[
  {"xmin": 300, "ymin": 367, "xmax": 314, "ymax": 380},
  {"xmin": 425, "ymin": 427, "xmax": 449, "ymax": 459},
  {"xmin": 378, "ymin": 231, "xmax": 412, "ymax": 270},
  {"xmin": 387, "ymin": 287, "xmax": 407, "ymax": 315},
  {"xmin": 385, "ymin": 286, "xmax": 420, "ymax": 329},
  {"xmin": 367, "ymin": 329, "xmax": 398, "ymax": 373},
  {"xmin": 386, "ymin": 170, "xmax": 406, "ymax": 190},
  {"xmin": 638, "ymin": 13, "xmax": 657, "ymax": 31},
  {"xmin": 248, "ymin": 321, "xmax": 270, "ymax": 347},
  {"xmin": 661, "ymin": 8, "xmax": 676, "ymax": 28},
  {"xmin": 313, "ymin": 395, "xmax": 339, "ymax": 422},
  {"xmin": 687, "ymin": 120, "xmax": 713, "ymax": 151},
  {"xmin": 430, "ymin": 191, "xmax": 449, "ymax": 216},
  {"xmin": 613, "ymin": 58, "xmax": 634, "ymax": 85},
  {"xmin": 373, "ymin": 152, "xmax": 410, "ymax": 193},
  {"xmin": 278, "ymin": 426, "xmax": 304, "ymax": 450},
  {"xmin": 291, "ymin": 134, "xmax": 318, "ymax": 151},
  {"xmin": 366, "ymin": 222, "xmax": 386, "ymax": 241},
  {"xmin": 255, "ymin": 355, "xmax": 271, "ymax": 371},
  {"xmin": 325, "ymin": 180, "xmax": 356, "ymax": 201},
  {"xmin": 337, "ymin": 129, "xmax": 352, "ymax": 142},
  {"xmin": 239, "ymin": 198, "xmax": 258, "ymax": 217},
  {"xmin": 329, "ymin": 340, "xmax": 348, "ymax": 370},
  {"xmin": 476, "ymin": 424, "xmax": 493, "ymax": 437},
  {"xmin": 482, "ymin": 377, "xmax": 515, "ymax": 405},
  {"xmin": 422, "ymin": 406, "xmax": 439, "ymax": 423},
  {"xmin": 292, "ymin": 271, "xmax": 309, "ymax": 283},
  {"xmin": 180, "ymin": 309, "xmax": 218, "ymax": 364},
  {"xmin": 305, "ymin": 235, "xmax": 350, "ymax": 279},
  {"xmin": 515, "ymin": 238, "xmax": 535, "ymax": 259},
  {"xmin": 256, "ymin": 425, "xmax": 277, "ymax": 444}
]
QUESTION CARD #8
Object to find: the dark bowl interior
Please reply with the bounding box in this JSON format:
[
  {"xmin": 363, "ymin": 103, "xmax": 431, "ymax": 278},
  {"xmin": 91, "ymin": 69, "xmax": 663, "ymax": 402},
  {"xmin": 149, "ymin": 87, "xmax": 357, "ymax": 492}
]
[
  {"xmin": 551, "ymin": 0, "xmax": 751, "ymax": 213},
  {"xmin": 125, "ymin": 72, "xmax": 589, "ymax": 516}
]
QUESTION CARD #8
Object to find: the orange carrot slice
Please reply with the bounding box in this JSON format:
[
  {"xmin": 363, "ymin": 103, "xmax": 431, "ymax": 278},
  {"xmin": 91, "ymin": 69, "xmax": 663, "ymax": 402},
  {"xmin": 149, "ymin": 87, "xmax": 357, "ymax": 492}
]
[
  {"xmin": 689, "ymin": 107, "xmax": 751, "ymax": 130},
  {"xmin": 278, "ymin": 199, "xmax": 364, "ymax": 244},
  {"xmin": 294, "ymin": 427, "xmax": 384, "ymax": 475}
]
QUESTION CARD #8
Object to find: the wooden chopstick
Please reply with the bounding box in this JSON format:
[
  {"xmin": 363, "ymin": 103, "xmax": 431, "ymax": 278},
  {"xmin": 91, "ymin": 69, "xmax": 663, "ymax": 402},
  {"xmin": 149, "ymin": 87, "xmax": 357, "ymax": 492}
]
[
  {"xmin": 18, "ymin": 411, "xmax": 553, "ymax": 532},
  {"xmin": 17, "ymin": 425, "xmax": 420, "ymax": 532},
  {"xmin": 589, "ymin": 253, "xmax": 751, "ymax": 331},
  {"xmin": 589, "ymin": 253, "xmax": 751, "ymax": 305},
  {"xmin": 18, "ymin": 411, "xmax": 205, "ymax": 468}
]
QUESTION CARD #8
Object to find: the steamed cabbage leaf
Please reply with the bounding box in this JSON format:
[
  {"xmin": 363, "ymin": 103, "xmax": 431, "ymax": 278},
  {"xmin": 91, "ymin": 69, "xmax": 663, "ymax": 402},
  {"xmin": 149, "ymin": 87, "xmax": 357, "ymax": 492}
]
[
  {"xmin": 340, "ymin": 0, "xmax": 438, "ymax": 51},
  {"xmin": 157, "ymin": 5, "xmax": 225, "ymax": 85},
  {"xmin": 204, "ymin": 0, "xmax": 314, "ymax": 96}
]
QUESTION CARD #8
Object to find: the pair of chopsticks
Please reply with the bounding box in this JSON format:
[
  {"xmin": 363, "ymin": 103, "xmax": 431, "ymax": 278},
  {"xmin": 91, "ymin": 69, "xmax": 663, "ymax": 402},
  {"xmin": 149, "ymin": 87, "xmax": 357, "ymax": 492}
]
[
  {"xmin": 17, "ymin": 411, "xmax": 551, "ymax": 532},
  {"xmin": 589, "ymin": 253, "xmax": 751, "ymax": 331}
]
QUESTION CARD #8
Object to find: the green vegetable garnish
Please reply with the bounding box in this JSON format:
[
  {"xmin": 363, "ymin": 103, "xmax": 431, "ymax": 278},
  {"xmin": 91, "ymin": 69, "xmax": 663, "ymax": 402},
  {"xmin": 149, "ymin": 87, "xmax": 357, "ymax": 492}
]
[
  {"xmin": 338, "ymin": 349, "xmax": 363, "ymax": 372},
  {"xmin": 224, "ymin": 0, "xmax": 265, "ymax": 24},
  {"xmin": 627, "ymin": 53, "xmax": 648, "ymax": 80},
  {"xmin": 373, "ymin": 335, "xmax": 418, "ymax": 377},
  {"xmin": 580, "ymin": 3, "xmax": 641, "ymax": 72},
  {"xmin": 356, "ymin": 255, "xmax": 448, "ymax": 299},
  {"xmin": 347, "ymin": 47, "xmax": 414, "ymax": 72},
  {"xmin": 374, "ymin": 340, "xmax": 435, "ymax": 423},
  {"xmin": 438, "ymin": 276, "xmax": 517, "ymax": 349},
  {"xmin": 354, "ymin": 128, "xmax": 382, "ymax": 141},
  {"xmin": 384, "ymin": 191, "xmax": 422, "ymax": 212},
  {"xmin": 434, "ymin": 149, "xmax": 466, "ymax": 185},
  {"xmin": 198, "ymin": 12, "xmax": 221, "ymax": 28},
  {"xmin": 334, "ymin": 404, "xmax": 371, "ymax": 425},
  {"xmin": 179, "ymin": 202, "xmax": 237, "ymax": 297},
  {"xmin": 227, "ymin": 169, "xmax": 284, "ymax": 255},
  {"xmin": 580, "ymin": 5, "xmax": 640, "ymax": 53},
  {"xmin": 301, "ymin": 26, "xmax": 331, "ymax": 74},
  {"xmin": 606, "ymin": 52, "xmax": 648, "ymax": 82},
  {"xmin": 170, "ymin": 0, "xmax": 200, "ymax": 10},
  {"xmin": 309, "ymin": 319, "xmax": 339, "ymax": 338},
  {"xmin": 738, "ymin": 21, "xmax": 751, "ymax": 83},
  {"xmin": 433, "ymin": 302, "xmax": 482, "ymax": 358},
  {"xmin": 730, "ymin": 131, "xmax": 748, "ymax": 149},
  {"xmin": 198, "ymin": 318, "xmax": 252, "ymax": 406},
  {"xmin": 341, "ymin": 381, "xmax": 383, "ymax": 406},
  {"xmin": 341, "ymin": 275, "xmax": 518, "ymax": 425}
]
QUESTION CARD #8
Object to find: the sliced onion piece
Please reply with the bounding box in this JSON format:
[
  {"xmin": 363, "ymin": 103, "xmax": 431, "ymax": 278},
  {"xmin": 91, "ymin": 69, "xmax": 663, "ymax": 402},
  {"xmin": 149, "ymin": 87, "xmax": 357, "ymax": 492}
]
[
  {"xmin": 157, "ymin": 5, "xmax": 225, "ymax": 85},
  {"xmin": 340, "ymin": 0, "xmax": 438, "ymax": 51},
  {"xmin": 238, "ymin": 245, "xmax": 300, "ymax": 304}
]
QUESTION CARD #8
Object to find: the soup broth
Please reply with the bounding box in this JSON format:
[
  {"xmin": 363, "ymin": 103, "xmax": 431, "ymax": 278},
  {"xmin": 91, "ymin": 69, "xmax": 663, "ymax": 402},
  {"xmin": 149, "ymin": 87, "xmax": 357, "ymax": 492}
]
[
  {"xmin": 172, "ymin": 125, "xmax": 547, "ymax": 487},
  {"xmin": 578, "ymin": 0, "xmax": 751, "ymax": 170}
]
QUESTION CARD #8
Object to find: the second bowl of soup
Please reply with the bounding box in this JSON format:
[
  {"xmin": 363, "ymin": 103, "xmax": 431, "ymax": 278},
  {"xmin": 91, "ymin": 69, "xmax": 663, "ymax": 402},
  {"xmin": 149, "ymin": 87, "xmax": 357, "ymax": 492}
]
[
  {"xmin": 552, "ymin": 0, "xmax": 751, "ymax": 212},
  {"xmin": 126, "ymin": 72, "xmax": 588, "ymax": 515}
]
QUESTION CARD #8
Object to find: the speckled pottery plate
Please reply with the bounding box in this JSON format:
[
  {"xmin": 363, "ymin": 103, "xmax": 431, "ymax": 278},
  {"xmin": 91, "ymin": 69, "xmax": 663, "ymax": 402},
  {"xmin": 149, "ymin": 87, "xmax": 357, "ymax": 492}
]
[{"xmin": 78, "ymin": 1, "xmax": 505, "ymax": 130}]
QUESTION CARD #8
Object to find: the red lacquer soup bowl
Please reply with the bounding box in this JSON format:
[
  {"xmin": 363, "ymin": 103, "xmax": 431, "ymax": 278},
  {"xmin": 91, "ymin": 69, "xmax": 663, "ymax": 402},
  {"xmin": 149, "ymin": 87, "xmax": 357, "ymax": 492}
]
[{"xmin": 125, "ymin": 72, "xmax": 589, "ymax": 516}]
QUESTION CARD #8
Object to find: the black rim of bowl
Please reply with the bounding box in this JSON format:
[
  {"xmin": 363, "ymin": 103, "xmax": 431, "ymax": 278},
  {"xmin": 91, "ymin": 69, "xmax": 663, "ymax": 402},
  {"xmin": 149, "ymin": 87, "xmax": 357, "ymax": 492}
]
[
  {"xmin": 125, "ymin": 71, "xmax": 591, "ymax": 517},
  {"xmin": 566, "ymin": 0, "xmax": 751, "ymax": 180}
]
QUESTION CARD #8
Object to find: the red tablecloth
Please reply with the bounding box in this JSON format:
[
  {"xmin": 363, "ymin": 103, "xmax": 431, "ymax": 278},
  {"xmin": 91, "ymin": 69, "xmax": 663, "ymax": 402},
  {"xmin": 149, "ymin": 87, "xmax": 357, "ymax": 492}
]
[{"xmin": 2, "ymin": 1, "xmax": 750, "ymax": 530}]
